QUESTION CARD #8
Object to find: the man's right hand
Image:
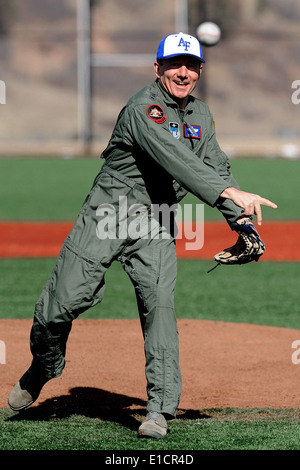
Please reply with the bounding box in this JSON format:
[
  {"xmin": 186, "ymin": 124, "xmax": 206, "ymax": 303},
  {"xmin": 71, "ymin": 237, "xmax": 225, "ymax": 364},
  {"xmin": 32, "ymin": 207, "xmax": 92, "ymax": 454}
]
[{"xmin": 220, "ymin": 187, "xmax": 277, "ymax": 225}]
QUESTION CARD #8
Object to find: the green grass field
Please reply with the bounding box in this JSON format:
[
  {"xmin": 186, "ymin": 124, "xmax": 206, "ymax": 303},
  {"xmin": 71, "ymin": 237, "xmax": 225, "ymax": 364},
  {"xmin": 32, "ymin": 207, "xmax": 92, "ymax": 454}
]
[
  {"xmin": 0, "ymin": 157, "xmax": 299, "ymax": 221},
  {"xmin": 0, "ymin": 157, "xmax": 299, "ymax": 452}
]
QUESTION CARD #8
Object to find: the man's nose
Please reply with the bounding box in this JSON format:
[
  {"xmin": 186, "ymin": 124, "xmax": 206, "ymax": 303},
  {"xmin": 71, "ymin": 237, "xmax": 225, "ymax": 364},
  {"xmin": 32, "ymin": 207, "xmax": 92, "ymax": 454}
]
[{"xmin": 177, "ymin": 65, "xmax": 188, "ymax": 78}]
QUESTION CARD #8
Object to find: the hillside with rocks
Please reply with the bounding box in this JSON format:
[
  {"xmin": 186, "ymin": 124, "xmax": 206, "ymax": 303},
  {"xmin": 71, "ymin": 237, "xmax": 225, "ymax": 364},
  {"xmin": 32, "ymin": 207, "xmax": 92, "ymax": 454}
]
[{"xmin": 0, "ymin": 0, "xmax": 299, "ymax": 157}]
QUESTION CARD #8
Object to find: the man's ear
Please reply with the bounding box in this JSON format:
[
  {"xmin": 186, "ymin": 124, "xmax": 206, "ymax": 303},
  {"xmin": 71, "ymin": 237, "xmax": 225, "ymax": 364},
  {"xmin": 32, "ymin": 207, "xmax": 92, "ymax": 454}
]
[{"xmin": 154, "ymin": 61, "xmax": 161, "ymax": 79}]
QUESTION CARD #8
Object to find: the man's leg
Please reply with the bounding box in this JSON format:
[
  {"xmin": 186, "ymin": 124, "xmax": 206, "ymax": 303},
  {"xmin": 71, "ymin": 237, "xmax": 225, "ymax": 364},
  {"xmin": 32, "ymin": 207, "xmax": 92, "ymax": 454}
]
[
  {"xmin": 121, "ymin": 236, "xmax": 181, "ymax": 437},
  {"xmin": 8, "ymin": 170, "xmax": 128, "ymax": 411},
  {"xmin": 8, "ymin": 236, "xmax": 112, "ymax": 411}
]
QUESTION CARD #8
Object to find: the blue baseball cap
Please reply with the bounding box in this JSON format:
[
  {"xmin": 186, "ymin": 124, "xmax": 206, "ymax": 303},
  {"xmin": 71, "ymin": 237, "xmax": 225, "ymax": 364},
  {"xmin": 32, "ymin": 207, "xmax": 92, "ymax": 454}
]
[{"xmin": 156, "ymin": 32, "xmax": 205, "ymax": 63}]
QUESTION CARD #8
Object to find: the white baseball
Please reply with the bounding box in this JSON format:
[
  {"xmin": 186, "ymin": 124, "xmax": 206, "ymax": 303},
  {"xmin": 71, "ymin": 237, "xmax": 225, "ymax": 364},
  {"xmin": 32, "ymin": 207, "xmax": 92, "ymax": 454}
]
[{"xmin": 196, "ymin": 22, "xmax": 221, "ymax": 47}]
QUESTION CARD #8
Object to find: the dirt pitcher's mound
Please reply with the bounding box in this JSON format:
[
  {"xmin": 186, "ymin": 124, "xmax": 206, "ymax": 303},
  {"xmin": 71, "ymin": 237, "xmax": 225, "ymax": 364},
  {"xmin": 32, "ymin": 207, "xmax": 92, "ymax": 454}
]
[{"xmin": 1, "ymin": 319, "xmax": 300, "ymax": 410}]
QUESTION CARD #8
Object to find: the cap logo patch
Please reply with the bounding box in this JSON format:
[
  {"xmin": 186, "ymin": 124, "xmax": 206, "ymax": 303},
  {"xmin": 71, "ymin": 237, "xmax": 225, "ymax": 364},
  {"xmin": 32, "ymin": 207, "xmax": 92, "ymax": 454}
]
[
  {"xmin": 146, "ymin": 104, "xmax": 166, "ymax": 124},
  {"xmin": 178, "ymin": 37, "xmax": 191, "ymax": 51}
]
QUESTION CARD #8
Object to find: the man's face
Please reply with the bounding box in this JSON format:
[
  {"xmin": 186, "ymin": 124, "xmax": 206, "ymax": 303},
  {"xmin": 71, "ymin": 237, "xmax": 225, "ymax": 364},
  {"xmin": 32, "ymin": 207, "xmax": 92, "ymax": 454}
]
[{"xmin": 154, "ymin": 55, "xmax": 203, "ymax": 109}]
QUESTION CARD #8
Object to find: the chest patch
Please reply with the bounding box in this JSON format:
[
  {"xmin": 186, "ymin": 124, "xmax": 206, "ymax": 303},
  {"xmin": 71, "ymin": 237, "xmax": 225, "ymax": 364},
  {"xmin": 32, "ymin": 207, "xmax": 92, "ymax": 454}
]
[
  {"xmin": 146, "ymin": 104, "xmax": 166, "ymax": 124},
  {"xmin": 184, "ymin": 124, "xmax": 201, "ymax": 139},
  {"xmin": 169, "ymin": 122, "xmax": 180, "ymax": 139}
]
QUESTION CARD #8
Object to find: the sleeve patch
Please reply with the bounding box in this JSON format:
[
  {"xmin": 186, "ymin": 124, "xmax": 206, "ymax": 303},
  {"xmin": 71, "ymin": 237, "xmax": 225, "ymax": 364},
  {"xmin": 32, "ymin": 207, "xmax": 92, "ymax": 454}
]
[{"xmin": 146, "ymin": 104, "xmax": 166, "ymax": 124}]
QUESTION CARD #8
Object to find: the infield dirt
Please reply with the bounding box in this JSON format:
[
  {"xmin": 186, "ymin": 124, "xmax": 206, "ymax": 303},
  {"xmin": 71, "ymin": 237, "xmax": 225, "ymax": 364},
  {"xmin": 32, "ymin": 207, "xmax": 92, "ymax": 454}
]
[
  {"xmin": 1, "ymin": 318, "xmax": 300, "ymax": 411},
  {"xmin": 1, "ymin": 220, "xmax": 299, "ymax": 412}
]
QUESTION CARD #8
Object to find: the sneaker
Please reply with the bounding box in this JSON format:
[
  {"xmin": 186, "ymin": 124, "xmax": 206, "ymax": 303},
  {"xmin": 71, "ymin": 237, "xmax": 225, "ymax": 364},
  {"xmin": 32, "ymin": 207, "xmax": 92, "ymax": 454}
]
[
  {"xmin": 138, "ymin": 411, "xmax": 168, "ymax": 438},
  {"xmin": 8, "ymin": 364, "xmax": 48, "ymax": 412}
]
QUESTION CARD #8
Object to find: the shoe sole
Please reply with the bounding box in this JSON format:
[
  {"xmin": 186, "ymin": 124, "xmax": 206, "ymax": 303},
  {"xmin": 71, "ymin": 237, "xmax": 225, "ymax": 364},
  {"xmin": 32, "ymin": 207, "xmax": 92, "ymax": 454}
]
[
  {"xmin": 8, "ymin": 398, "xmax": 34, "ymax": 412},
  {"xmin": 138, "ymin": 429, "xmax": 167, "ymax": 439}
]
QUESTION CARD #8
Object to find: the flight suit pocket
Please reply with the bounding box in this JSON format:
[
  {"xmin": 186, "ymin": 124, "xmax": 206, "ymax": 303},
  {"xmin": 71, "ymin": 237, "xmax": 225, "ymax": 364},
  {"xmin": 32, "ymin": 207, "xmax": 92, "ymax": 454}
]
[{"xmin": 45, "ymin": 239, "xmax": 98, "ymax": 311}]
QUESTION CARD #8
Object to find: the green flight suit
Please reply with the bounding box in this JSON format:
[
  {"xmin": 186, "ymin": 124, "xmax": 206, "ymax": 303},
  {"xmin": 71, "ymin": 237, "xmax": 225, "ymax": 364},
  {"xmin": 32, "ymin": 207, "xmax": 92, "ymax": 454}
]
[{"xmin": 29, "ymin": 79, "xmax": 242, "ymax": 417}]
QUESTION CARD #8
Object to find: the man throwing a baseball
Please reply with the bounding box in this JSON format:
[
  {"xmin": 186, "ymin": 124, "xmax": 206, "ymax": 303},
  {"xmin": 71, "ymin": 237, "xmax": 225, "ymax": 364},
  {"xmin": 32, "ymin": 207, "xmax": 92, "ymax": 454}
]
[{"xmin": 8, "ymin": 33, "xmax": 277, "ymax": 438}]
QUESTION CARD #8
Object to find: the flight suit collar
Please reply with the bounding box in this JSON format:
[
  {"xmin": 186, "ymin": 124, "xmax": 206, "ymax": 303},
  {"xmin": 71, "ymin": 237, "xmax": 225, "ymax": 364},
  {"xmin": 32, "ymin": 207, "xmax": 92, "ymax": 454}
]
[{"xmin": 153, "ymin": 79, "xmax": 195, "ymax": 114}]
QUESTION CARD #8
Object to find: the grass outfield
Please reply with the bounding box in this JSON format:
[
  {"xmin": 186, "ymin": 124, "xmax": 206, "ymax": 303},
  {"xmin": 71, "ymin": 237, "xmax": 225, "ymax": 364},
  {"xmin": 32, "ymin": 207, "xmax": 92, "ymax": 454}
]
[
  {"xmin": 0, "ymin": 157, "xmax": 299, "ymax": 220},
  {"xmin": 1, "ymin": 408, "xmax": 300, "ymax": 451},
  {"xmin": 0, "ymin": 258, "xmax": 299, "ymax": 328},
  {"xmin": 0, "ymin": 157, "xmax": 299, "ymax": 452}
]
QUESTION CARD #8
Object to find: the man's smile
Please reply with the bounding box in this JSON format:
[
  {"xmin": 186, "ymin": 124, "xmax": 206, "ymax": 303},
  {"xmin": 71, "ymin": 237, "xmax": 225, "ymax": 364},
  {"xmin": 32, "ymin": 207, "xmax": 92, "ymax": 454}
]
[{"xmin": 174, "ymin": 80, "xmax": 189, "ymax": 86}]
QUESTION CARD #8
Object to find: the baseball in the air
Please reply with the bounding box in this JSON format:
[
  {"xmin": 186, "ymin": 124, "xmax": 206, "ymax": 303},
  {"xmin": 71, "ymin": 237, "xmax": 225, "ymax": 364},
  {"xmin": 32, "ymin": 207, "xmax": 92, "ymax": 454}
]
[{"xmin": 196, "ymin": 22, "xmax": 221, "ymax": 47}]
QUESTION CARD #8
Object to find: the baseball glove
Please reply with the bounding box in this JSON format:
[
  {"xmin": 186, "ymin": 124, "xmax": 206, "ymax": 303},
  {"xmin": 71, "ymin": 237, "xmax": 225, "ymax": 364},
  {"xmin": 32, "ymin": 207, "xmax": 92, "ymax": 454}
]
[{"xmin": 213, "ymin": 218, "xmax": 265, "ymax": 266}]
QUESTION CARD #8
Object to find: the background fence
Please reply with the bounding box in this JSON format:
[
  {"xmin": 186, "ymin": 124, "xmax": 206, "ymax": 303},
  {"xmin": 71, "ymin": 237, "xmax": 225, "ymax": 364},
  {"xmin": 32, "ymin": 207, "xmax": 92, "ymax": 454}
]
[{"xmin": 0, "ymin": 0, "xmax": 299, "ymax": 158}]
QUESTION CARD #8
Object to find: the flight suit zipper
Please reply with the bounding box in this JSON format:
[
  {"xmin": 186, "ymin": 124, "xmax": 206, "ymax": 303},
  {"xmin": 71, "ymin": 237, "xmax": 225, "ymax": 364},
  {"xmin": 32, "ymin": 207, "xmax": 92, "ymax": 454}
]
[{"xmin": 177, "ymin": 108, "xmax": 196, "ymax": 149}]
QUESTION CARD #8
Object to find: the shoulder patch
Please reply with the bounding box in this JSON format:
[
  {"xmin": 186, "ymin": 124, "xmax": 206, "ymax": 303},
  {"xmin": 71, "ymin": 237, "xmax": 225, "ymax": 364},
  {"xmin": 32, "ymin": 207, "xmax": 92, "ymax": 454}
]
[{"xmin": 146, "ymin": 104, "xmax": 166, "ymax": 124}]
